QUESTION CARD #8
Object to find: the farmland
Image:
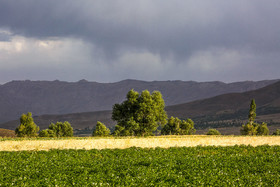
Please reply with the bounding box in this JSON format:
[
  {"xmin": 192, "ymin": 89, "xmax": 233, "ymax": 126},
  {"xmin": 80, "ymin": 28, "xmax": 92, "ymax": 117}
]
[
  {"xmin": 1, "ymin": 145, "xmax": 280, "ymax": 186},
  {"xmin": 1, "ymin": 135, "xmax": 280, "ymax": 151}
]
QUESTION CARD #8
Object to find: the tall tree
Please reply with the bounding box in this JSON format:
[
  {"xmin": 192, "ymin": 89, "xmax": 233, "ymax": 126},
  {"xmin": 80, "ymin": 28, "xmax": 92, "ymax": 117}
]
[
  {"xmin": 112, "ymin": 89, "xmax": 167, "ymax": 136},
  {"xmin": 15, "ymin": 112, "xmax": 39, "ymax": 137},
  {"xmin": 241, "ymin": 99, "xmax": 269, "ymax": 135},
  {"xmin": 248, "ymin": 99, "xmax": 256, "ymax": 125}
]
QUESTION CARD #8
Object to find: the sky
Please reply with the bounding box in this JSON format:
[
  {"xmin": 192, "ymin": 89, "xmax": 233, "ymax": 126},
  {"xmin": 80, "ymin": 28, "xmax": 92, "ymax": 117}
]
[{"xmin": 0, "ymin": 0, "xmax": 280, "ymax": 84}]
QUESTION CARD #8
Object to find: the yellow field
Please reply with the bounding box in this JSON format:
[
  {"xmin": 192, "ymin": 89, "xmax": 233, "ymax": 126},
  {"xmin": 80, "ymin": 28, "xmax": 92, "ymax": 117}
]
[{"xmin": 1, "ymin": 135, "xmax": 280, "ymax": 151}]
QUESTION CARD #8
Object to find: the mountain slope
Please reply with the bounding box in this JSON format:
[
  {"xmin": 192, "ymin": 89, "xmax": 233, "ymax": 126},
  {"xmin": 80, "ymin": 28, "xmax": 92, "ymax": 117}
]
[
  {"xmin": 166, "ymin": 80, "xmax": 280, "ymax": 118},
  {"xmin": 0, "ymin": 79, "xmax": 278, "ymax": 123}
]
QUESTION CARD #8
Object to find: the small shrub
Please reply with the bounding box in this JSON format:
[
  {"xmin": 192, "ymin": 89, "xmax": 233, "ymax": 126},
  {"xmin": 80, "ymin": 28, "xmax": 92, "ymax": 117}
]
[
  {"xmin": 206, "ymin": 129, "xmax": 221, "ymax": 135},
  {"xmin": 92, "ymin": 121, "xmax": 111, "ymax": 137},
  {"xmin": 256, "ymin": 122, "xmax": 269, "ymax": 135}
]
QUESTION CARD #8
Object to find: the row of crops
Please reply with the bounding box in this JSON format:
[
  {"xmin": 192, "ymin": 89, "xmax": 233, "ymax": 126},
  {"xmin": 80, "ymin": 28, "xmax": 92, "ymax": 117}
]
[{"xmin": 1, "ymin": 145, "xmax": 279, "ymax": 186}]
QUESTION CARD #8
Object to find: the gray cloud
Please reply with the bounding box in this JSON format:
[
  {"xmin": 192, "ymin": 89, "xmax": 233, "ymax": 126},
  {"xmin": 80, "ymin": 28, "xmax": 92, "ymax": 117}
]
[{"xmin": 0, "ymin": 0, "xmax": 279, "ymax": 83}]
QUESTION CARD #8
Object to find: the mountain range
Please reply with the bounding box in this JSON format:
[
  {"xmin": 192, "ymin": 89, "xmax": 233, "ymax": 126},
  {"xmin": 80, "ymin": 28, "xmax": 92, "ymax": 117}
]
[
  {"xmin": 0, "ymin": 79, "xmax": 278, "ymax": 124},
  {"xmin": 0, "ymin": 79, "xmax": 279, "ymax": 135}
]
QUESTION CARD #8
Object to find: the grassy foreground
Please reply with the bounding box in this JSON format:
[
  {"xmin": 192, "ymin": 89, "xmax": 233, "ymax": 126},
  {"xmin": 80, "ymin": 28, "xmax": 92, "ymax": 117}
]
[
  {"xmin": 1, "ymin": 135, "xmax": 280, "ymax": 151},
  {"xmin": 1, "ymin": 146, "xmax": 280, "ymax": 186}
]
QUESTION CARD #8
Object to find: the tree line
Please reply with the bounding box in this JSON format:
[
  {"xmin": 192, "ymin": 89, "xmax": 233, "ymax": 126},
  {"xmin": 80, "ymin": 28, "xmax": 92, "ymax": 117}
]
[{"xmin": 15, "ymin": 90, "xmax": 279, "ymax": 137}]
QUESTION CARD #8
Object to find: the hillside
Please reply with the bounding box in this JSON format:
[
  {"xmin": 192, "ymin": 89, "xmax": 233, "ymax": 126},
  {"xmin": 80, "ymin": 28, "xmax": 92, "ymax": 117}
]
[
  {"xmin": 0, "ymin": 128, "xmax": 15, "ymax": 137},
  {"xmin": 167, "ymin": 80, "xmax": 280, "ymax": 117},
  {"xmin": 1, "ymin": 80, "xmax": 280, "ymax": 135},
  {"xmin": 0, "ymin": 79, "xmax": 278, "ymax": 123},
  {"xmin": 167, "ymin": 81, "xmax": 280, "ymax": 131}
]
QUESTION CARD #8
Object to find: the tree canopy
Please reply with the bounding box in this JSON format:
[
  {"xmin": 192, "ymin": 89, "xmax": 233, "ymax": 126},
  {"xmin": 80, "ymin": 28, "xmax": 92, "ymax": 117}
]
[
  {"xmin": 39, "ymin": 121, "xmax": 73, "ymax": 137},
  {"xmin": 112, "ymin": 89, "xmax": 167, "ymax": 136},
  {"xmin": 15, "ymin": 112, "xmax": 39, "ymax": 137},
  {"xmin": 161, "ymin": 116, "xmax": 196, "ymax": 135}
]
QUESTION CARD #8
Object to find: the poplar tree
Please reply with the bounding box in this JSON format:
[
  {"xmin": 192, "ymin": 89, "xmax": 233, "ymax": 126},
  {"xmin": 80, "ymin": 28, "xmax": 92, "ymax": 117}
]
[{"xmin": 248, "ymin": 99, "xmax": 256, "ymax": 125}]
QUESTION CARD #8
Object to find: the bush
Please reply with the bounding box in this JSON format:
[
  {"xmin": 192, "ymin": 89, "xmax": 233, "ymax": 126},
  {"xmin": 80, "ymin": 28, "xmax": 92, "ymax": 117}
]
[
  {"xmin": 206, "ymin": 129, "xmax": 221, "ymax": 135},
  {"xmin": 92, "ymin": 121, "xmax": 111, "ymax": 137},
  {"xmin": 256, "ymin": 122, "xmax": 269, "ymax": 135},
  {"xmin": 161, "ymin": 117, "xmax": 196, "ymax": 135},
  {"xmin": 39, "ymin": 129, "xmax": 56, "ymax": 137},
  {"xmin": 240, "ymin": 123, "xmax": 257, "ymax": 135},
  {"xmin": 241, "ymin": 122, "xmax": 269, "ymax": 136},
  {"xmin": 39, "ymin": 121, "xmax": 73, "ymax": 137},
  {"xmin": 272, "ymin": 129, "xmax": 280, "ymax": 135}
]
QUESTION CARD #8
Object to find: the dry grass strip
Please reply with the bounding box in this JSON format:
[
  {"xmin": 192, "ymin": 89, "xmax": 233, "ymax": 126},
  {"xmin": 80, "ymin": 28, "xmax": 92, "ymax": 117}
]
[{"xmin": 1, "ymin": 136, "xmax": 280, "ymax": 151}]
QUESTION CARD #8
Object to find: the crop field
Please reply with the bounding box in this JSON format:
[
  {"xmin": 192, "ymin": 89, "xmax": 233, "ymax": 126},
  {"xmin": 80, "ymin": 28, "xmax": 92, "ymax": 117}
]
[
  {"xmin": 1, "ymin": 135, "xmax": 280, "ymax": 151},
  {"xmin": 0, "ymin": 145, "xmax": 280, "ymax": 186}
]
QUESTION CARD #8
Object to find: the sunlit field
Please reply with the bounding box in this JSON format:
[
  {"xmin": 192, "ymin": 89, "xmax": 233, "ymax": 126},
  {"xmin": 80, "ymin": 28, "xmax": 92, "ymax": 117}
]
[{"xmin": 1, "ymin": 135, "xmax": 280, "ymax": 151}]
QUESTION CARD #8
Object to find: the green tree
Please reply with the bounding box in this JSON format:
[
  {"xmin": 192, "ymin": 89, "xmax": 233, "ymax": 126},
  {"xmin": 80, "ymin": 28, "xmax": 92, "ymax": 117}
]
[
  {"xmin": 206, "ymin": 129, "xmax": 221, "ymax": 135},
  {"xmin": 112, "ymin": 89, "xmax": 167, "ymax": 136},
  {"xmin": 240, "ymin": 99, "xmax": 269, "ymax": 135},
  {"xmin": 46, "ymin": 121, "xmax": 73, "ymax": 137},
  {"xmin": 161, "ymin": 117, "xmax": 181, "ymax": 135},
  {"xmin": 248, "ymin": 99, "xmax": 256, "ymax": 125},
  {"xmin": 92, "ymin": 121, "xmax": 111, "ymax": 137},
  {"xmin": 240, "ymin": 123, "xmax": 258, "ymax": 135},
  {"xmin": 15, "ymin": 112, "xmax": 39, "ymax": 137},
  {"xmin": 180, "ymin": 118, "xmax": 196, "ymax": 135},
  {"xmin": 161, "ymin": 117, "xmax": 196, "ymax": 135},
  {"xmin": 39, "ymin": 129, "xmax": 56, "ymax": 137},
  {"xmin": 256, "ymin": 122, "xmax": 269, "ymax": 135}
]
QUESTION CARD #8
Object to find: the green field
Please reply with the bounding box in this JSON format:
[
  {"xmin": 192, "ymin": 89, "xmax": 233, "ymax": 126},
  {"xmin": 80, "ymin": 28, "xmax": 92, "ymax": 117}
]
[{"xmin": 1, "ymin": 145, "xmax": 279, "ymax": 186}]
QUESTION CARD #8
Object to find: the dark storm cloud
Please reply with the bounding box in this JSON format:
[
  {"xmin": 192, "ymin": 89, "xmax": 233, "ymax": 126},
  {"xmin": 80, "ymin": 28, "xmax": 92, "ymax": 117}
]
[
  {"xmin": 0, "ymin": 0, "xmax": 280, "ymax": 83},
  {"xmin": 1, "ymin": 0, "xmax": 279, "ymax": 59}
]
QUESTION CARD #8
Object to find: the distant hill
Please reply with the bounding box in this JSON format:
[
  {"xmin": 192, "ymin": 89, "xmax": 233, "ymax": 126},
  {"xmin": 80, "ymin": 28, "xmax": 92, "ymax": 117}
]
[
  {"xmin": 0, "ymin": 79, "xmax": 278, "ymax": 123},
  {"xmin": 1, "ymin": 80, "xmax": 280, "ymax": 136},
  {"xmin": 167, "ymin": 81, "xmax": 280, "ymax": 131},
  {"xmin": 167, "ymin": 80, "xmax": 280, "ymax": 118}
]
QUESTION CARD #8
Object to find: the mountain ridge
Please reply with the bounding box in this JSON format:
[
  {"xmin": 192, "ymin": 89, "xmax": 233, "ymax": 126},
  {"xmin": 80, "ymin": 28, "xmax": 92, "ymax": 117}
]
[
  {"xmin": 1, "ymin": 80, "xmax": 280, "ymax": 135},
  {"xmin": 0, "ymin": 79, "xmax": 278, "ymax": 124}
]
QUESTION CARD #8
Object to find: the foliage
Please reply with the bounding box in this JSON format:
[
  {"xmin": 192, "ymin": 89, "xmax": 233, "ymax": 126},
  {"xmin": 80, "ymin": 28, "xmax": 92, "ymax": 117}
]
[
  {"xmin": 241, "ymin": 123, "xmax": 258, "ymax": 135},
  {"xmin": 248, "ymin": 99, "xmax": 256, "ymax": 125},
  {"xmin": 1, "ymin": 146, "xmax": 280, "ymax": 186},
  {"xmin": 112, "ymin": 89, "xmax": 167, "ymax": 136},
  {"xmin": 161, "ymin": 116, "xmax": 195, "ymax": 135},
  {"xmin": 39, "ymin": 121, "xmax": 73, "ymax": 137},
  {"xmin": 39, "ymin": 129, "xmax": 55, "ymax": 137},
  {"xmin": 92, "ymin": 121, "xmax": 111, "ymax": 137},
  {"xmin": 15, "ymin": 112, "xmax": 39, "ymax": 137},
  {"xmin": 240, "ymin": 99, "xmax": 269, "ymax": 135},
  {"xmin": 206, "ymin": 129, "xmax": 221, "ymax": 135},
  {"xmin": 272, "ymin": 129, "xmax": 280, "ymax": 135},
  {"xmin": 256, "ymin": 122, "xmax": 269, "ymax": 135}
]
